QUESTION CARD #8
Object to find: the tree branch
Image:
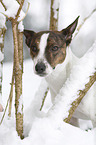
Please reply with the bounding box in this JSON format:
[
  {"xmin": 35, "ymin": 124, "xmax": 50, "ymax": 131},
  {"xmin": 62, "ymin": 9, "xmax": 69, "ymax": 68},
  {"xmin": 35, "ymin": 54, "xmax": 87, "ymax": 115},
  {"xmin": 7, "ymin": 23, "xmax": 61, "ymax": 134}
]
[
  {"xmin": 12, "ymin": 20, "xmax": 24, "ymax": 139},
  {"xmin": 11, "ymin": 0, "xmax": 24, "ymax": 139},
  {"xmin": 8, "ymin": 67, "xmax": 15, "ymax": 117},
  {"xmin": 64, "ymin": 72, "xmax": 96, "ymax": 123},
  {"xmin": 18, "ymin": 2, "xmax": 30, "ymax": 23},
  {"xmin": 0, "ymin": 1, "xmax": 7, "ymax": 11},
  {"xmin": 74, "ymin": 8, "xmax": 96, "ymax": 38},
  {"xmin": 15, "ymin": 0, "xmax": 24, "ymax": 22},
  {"xmin": 40, "ymin": 88, "xmax": 49, "ymax": 111}
]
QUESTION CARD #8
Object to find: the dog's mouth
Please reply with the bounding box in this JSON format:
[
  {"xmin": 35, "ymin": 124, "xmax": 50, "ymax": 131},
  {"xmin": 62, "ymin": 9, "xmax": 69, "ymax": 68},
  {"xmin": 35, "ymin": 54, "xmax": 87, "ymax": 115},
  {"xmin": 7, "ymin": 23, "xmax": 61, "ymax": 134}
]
[{"xmin": 35, "ymin": 72, "xmax": 48, "ymax": 77}]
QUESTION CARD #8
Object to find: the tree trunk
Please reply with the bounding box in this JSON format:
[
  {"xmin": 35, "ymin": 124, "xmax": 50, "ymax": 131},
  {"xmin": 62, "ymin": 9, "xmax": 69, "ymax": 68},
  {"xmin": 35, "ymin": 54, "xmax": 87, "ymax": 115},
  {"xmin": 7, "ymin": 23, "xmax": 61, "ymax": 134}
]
[{"xmin": 50, "ymin": 0, "xmax": 59, "ymax": 31}]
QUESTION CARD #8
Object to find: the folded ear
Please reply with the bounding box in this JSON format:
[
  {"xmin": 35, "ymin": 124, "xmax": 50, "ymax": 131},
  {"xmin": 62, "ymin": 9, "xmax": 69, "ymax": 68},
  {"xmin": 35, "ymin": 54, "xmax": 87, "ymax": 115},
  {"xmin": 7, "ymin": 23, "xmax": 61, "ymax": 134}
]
[
  {"xmin": 23, "ymin": 30, "xmax": 35, "ymax": 47},
  {"xmin": 61, "ymin": 16, "xmax": 79, "ymax": 46}
]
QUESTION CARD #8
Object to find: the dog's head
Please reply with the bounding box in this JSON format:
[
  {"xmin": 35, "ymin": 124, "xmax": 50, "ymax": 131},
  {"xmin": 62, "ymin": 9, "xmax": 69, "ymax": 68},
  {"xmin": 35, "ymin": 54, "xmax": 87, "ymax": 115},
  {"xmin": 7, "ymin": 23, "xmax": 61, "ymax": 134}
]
[{"xmin": 24, "ymin": 16, "xmax": 79, "ymax": 77}]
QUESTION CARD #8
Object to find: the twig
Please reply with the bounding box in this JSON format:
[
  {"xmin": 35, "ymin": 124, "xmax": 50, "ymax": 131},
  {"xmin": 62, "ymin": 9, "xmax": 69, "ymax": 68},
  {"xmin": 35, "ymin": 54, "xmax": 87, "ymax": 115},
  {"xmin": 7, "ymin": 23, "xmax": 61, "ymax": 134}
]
[
  {"xmin": 8, "ymin": 68, "xmax": 15, "ymax": 117},
  {"xmin": 0, "ymin": 1, "xmax": 7, "ymax": 11},
  {"xmin": 0, "ymin": 12, "xmax": 9, "ymax": 19},
  {"xmin": 18, "ymin": 2, "xmax": 30, "ymax": 23},
  {"xmin": 0, "ymin": 65, "xmax": 14, "ymax": 124},
  {"xmin": 74, "ymin": 8, "xmax": 96, "ymax": 38},
  {"xmin": 40, "ymin": 88, "xmax": 49, "ymax": 111},
  {"xmin": 0, "ymin": 96, "xmax": 10, "ymax": 125},
  {"xmin": 15, "ymin": 0, "xmax": 24, "ymax": 22}
]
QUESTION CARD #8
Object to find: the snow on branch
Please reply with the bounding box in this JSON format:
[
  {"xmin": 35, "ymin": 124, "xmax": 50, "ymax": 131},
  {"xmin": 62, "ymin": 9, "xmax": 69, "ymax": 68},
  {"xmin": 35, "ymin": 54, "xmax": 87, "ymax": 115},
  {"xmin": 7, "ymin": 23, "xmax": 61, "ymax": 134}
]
[
  {"xmin": 0, "ymin": 5, "xmax": 6, "ymax": 29},
  {"xmin": 2, "ymin": 0, "xmax": 25, "ymax": 19},
  {"xmin": 0, "ymin": 2, "xmax": 6, "ymax": 112},
  {"xmin": 74, "ymin": 8, "xmax": 96, "ymax": 38},
  {"xmin": 0, "ymin": 0, "xmax": 25, "ymax": 32},
  {"xmin": 47, "ymin": 42, "xmax": 96, "ymax": 123},
  {"xmin": 50, "ymin": 0, "xmax": 60, "ymax": 30},
  {"xmin": 0, "ymin": 50, "xmax": 4, "ymax": 62}
]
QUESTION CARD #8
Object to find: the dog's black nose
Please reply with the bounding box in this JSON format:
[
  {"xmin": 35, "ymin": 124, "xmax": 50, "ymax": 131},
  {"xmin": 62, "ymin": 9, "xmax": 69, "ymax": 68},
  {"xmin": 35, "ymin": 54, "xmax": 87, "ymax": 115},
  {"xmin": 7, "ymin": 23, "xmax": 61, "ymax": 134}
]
[{"xmin": 35, "ymin": 62, "xmax": 46, "ymax": 74}]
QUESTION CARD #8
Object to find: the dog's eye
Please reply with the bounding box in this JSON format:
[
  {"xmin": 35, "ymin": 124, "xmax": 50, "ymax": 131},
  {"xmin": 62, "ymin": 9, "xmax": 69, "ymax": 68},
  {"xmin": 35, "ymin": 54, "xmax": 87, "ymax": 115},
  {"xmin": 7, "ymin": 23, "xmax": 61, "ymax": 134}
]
[
  {"xmin": 32, "ymin": 46, "xmax": 37, "ymax": 52},
  {"xmin": 51, "ymin": 46, "xmax": 59, "ymax": 52}
]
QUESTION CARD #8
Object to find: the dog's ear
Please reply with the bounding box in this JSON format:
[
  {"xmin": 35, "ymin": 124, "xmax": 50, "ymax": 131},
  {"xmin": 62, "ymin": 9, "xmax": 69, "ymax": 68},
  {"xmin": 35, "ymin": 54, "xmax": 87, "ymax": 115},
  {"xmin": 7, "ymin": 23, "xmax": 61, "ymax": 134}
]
[
  {"xmin": 61, "ymin": 16, "xmax": 79, "ymax": 46},
  {"xmin": 23, "ymin": 30, "xmax": 35, "ymax": 47}
]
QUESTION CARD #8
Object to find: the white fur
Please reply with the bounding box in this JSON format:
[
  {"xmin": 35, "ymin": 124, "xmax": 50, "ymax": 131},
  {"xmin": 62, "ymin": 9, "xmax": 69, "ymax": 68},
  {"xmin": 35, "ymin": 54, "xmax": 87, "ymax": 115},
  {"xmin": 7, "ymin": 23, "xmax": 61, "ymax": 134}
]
[
  {"xmin": 45, "ymin": 47, "xmax": 77, "ymax": 101},
  {"xmin": 33, "ymin": 33, "xmax": 53, "ymax": 75},
  {"xmin": 39, "ymin": 33, "xmax": 49, "ymax": 54},
  {"xmin": 45, "ymin": 47, "xmax": 96, "ymax": 127}
]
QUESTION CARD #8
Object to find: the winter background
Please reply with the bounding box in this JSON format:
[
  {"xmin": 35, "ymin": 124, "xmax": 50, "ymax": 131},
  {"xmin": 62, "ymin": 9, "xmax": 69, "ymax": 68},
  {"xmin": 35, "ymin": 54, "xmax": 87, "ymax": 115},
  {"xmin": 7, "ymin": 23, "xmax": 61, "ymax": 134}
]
[{"xmin": 0, "ymin": 0, "xmax": 96, "ymax": 145}]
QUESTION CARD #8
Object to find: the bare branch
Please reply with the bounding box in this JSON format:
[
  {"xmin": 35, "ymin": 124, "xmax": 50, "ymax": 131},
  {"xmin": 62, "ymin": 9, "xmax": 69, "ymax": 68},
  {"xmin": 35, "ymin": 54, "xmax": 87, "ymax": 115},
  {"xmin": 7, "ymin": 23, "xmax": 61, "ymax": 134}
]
[
  {"xmin": 18, "ymin": 2, "xmax": 30, "ymax": 23},
  {"xmin": 15, "ymin": 0, "xmax": 24, "ymax": 21},
  {"xmin": 74, "ymin": 8, "xmax": 96, "ymax": 38},
  {"xmin": 40, "ymin": 88, "xmax": 49, "ymax": 111},
  {"xmin": 8, "ymin": 68, "xmax": 15, "ymax": 117},
  {"xmin": 0, "ymin": 1, "xmax": 7, "ymax": 11},
  {"xmin": 0, "ymin": 12, "xmax": 9, "ymax": 19}
]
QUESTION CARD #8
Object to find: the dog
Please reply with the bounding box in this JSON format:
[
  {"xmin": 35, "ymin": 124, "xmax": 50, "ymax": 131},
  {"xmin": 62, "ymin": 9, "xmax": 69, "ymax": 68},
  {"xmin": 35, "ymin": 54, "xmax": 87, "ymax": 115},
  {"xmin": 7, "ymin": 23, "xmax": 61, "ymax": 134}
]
[{"xmin": 24, "ymin": 16, "xmax": 96, "ymax": 128}]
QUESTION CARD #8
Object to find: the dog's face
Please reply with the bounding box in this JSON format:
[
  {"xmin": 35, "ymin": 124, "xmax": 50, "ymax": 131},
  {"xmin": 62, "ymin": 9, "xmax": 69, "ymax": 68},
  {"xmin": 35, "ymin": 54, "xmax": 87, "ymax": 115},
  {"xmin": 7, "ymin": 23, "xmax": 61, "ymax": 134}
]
[{"xmin": 24, "ymin": 17, "xmax": 79, "ymax": 77}]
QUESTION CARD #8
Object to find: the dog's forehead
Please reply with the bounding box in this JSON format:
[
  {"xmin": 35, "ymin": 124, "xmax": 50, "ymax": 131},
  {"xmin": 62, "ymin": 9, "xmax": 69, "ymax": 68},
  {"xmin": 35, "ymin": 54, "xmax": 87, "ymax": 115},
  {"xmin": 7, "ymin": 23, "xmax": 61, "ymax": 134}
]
[
  {"xmin": 34, "ymin": 31, "xmax": 65, "ymax": 46},
  {"xmin": 39, "ymin": 33, "xmax": 49, "ymax": 52}
]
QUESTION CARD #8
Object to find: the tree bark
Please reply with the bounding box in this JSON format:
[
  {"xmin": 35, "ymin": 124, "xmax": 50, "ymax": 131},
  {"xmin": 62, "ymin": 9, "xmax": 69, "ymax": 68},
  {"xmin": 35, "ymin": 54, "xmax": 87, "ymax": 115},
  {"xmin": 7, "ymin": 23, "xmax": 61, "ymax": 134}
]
[
  {"xmin": 64, "ymin": 72, "xmax": 96, "ymax": 123},
  {"xmin": 12, "ymin": 21, "xmax": 24, "ymax": 139},
  {"xmin": 50, "ymin": 0, "xmax": 59, "ymax": 31},
  {"xmin": 11, "ymin": 0, "xmax": 24, "ymax": 139}
]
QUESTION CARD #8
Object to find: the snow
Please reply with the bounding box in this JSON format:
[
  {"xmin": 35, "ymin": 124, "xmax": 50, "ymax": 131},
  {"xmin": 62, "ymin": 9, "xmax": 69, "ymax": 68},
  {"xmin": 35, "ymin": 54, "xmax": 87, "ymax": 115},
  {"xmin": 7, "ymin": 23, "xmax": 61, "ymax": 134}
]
[
  {"xmin": 58, "ymin": 0, "xmax": 96, "ymax": 57},
  {"xmin": 0, "ymin": 3, "xmax": 6, "ymax": 29},
  {"xmin": 52, "ymin": 0, "xmax": 60, "ymax": 19},
  {"xmin": 0, "ymin": 37, "xmax": 3, "ymax": 43},
  {"xmin": 0, "ymin": 50, "xmax": 4, "ymax": 62},
  {"xmin": 47, "ymin": 42, "xmax": 96, "ymax": 122},
  {"xmin": 0, "ymin": 59, "xmax": 96, "ymax": 145},
  {"xmin": 1, "ymin": 0, "xmax": 25, "ymax": 31},
  {"xmin": 18, "ymin": 95, "xmax": 23, "ymax": 114},
  {"xmin": 18, "ymin": 21, "xmax": 24, "ymax": 32}
]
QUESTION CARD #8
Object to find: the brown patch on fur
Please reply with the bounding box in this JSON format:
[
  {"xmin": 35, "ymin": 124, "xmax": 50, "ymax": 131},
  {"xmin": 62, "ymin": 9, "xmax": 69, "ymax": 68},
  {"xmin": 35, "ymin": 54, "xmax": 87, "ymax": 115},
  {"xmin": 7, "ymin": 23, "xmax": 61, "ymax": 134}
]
[
  {"xmin": 25, "ymin": 31, "xmax": 50, "ymax": 59},
  {"xmin": 29, "ymin": 32, "xmax": 46, "ymax": 59},
  {"xmin": 30, "ymin": 37, "xmax": 40, "ymax": 59},
  {"xmin": 45, "ymin": 32, "xmax": 67, "ymax": 67}
]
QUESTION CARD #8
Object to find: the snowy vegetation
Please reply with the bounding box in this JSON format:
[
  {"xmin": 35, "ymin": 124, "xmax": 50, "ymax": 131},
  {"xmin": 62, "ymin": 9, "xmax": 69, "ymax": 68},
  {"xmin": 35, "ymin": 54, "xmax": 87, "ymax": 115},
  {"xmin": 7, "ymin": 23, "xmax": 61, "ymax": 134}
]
[{"xmin": 0, "ymin": 0, "xmax": 96, "ymax": 145}]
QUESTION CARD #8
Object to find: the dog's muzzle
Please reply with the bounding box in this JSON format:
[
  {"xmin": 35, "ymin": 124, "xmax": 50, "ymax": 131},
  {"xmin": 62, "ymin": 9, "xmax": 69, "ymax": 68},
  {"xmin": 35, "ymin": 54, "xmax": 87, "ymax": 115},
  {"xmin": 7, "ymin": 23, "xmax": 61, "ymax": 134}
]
[{"xmin": 35, "ymin": 62, "xmax": 46, "ymax": 76}]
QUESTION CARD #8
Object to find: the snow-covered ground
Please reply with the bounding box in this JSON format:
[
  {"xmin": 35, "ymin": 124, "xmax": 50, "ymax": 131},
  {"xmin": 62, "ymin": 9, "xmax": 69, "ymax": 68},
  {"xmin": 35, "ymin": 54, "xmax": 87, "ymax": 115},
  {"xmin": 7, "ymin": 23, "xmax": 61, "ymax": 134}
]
[{"xmin": 0, "ymin": 59, "xmax": 96, "ymax": 145}]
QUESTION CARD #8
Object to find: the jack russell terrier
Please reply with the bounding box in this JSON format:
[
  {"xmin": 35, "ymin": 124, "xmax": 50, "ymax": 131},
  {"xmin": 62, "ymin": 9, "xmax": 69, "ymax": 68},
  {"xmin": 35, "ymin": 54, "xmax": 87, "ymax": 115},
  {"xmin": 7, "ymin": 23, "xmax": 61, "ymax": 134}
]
[{"xmin": 24, "ymin": 16, "xmax": 96, "ymax": 128}]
